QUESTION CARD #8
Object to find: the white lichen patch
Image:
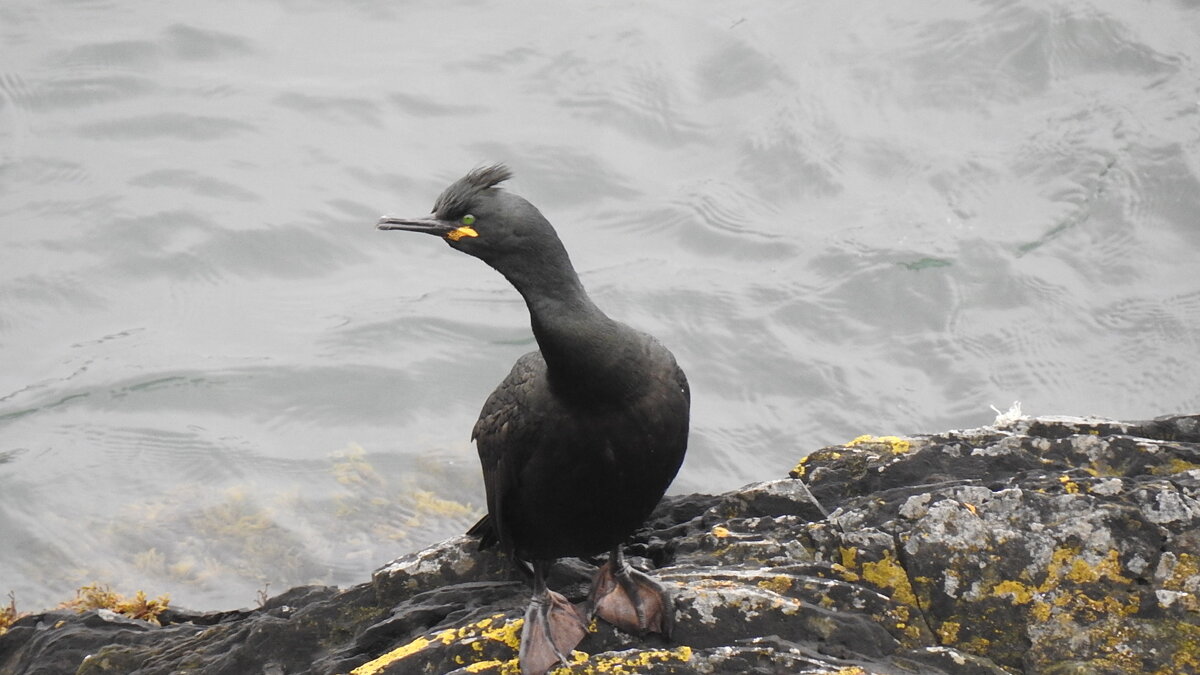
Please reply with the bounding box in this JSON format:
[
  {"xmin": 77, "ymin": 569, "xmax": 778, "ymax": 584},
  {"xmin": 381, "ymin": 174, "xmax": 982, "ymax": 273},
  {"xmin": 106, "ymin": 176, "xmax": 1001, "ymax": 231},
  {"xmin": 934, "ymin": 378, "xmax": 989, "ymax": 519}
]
[
  {"xmin": 685, "ymin": 582, "xmax": 800, "ymax": 625},
  {"xmin": 742, "ymin": 479, "xmax": 818, "ymax": 503},
  {"xmin": 840, "ymin": 529, "xmax": 897, "ymax": 553},
  {"xmin": 1127, "ymin": 553, "xmax": 1151, "ymax": 576},
  {"xmin": 1090, "ymin": 478, "xmax": 1124, "ymax": 496},
  {"xmin": 907, "ymin": 499, "xmax": 992, "ymax": 551},
  {"xmin": 971, "ymin": 435, "xmax": 1027, "ymax": 457},
  {"xmin": 1143, "ymin": 490, "xmax": 1200, "ymax": 524},
  {"xmin": 374, "ymin": 536, "xmax": 477, "ymax": 579},
  {"xmin": 952, "ymin": 485, "xmax": 998, "ymax": 507},
  {"xmin": 1156, "ymin": 589, "xmax": 1189, "ymax": 608},
  {"xmin": 899, "ymin": 493, "xmax": 932, "ymax": 520},
  {"xmin": 943, "ymin": 570, "xmax": 961, "ymax": 598},
  {"xmin": 1135, "ymin": 441, "xmax": 1163, "ymax": 455},
  {"xmin": 1052, "ymin": 504, "xmax": 1118, "ymax": 553},
  {"xmin": 938, "ymin": 443, "xmax": 964, "ymax": 458},
  {"xmin": 1069, "ymin": 433, "xmax": 1109, "ymax": 463}
]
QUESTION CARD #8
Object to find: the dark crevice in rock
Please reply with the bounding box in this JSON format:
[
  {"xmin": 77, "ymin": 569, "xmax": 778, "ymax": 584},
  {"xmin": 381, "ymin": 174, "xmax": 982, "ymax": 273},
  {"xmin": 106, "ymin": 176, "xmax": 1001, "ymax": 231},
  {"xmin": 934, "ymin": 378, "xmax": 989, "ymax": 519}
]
[{"xmin": 889, "ymin": 525, "xmax": 938, "ymax": 643}]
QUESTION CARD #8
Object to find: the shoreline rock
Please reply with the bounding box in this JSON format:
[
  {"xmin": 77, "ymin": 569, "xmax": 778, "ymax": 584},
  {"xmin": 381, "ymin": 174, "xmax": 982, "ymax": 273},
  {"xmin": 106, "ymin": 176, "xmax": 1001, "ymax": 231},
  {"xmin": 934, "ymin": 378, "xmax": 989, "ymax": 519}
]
[{"xmin": 2, "ymin": 413, "xmax": 1197, "ymax": 674}]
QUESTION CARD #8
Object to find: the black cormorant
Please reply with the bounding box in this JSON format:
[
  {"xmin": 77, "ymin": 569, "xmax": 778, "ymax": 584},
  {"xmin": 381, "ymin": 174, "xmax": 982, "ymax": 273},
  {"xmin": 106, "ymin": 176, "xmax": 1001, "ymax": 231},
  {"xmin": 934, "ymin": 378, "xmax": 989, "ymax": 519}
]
[{"xmin": 377, "ymin": 165, "xmax": 689, "ymax": 675}]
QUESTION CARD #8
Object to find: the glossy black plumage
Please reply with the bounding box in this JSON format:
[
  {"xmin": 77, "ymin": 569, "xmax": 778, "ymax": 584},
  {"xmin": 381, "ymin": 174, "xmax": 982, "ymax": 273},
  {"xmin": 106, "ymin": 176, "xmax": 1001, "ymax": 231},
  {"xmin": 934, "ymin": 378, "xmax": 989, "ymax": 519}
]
[
  {"xmin": 378, "ymin": 165, "xmax": 689, "ymax": 674},
  {"xmin": 470, "ymin": 329, "xmax": 689, "ymax": 561}
]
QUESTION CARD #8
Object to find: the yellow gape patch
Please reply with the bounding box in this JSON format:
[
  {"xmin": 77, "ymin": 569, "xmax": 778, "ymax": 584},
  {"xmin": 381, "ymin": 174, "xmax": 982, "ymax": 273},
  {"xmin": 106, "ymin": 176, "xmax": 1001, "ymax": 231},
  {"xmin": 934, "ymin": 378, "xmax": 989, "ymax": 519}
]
[{"xmin": 447, "ymin": 226, "xmax": 478, "ymax": 241}]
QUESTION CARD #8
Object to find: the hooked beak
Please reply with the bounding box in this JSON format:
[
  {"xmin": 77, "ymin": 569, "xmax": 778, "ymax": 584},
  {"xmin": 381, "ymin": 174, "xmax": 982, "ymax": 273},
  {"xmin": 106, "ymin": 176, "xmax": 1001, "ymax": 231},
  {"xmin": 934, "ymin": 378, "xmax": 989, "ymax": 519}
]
[
  {"xmin": 377, "ymin": 215, "xmax": 455, "ymax": 236},
  {"xmin": 377, "ymin": 215, "xmax": 479, "ymax": 241}
]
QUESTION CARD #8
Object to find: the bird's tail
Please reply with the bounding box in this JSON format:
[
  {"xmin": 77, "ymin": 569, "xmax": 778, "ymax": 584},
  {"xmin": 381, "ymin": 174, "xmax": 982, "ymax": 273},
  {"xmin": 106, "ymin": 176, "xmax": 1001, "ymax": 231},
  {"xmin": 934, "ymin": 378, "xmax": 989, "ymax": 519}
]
[
  {"xmin": 467, "ymin": 514, "xmax": 535, "ymax": 578},
  {"xmin": 466, "ymin": 513, "xmax": 499, "ymax": 550}
]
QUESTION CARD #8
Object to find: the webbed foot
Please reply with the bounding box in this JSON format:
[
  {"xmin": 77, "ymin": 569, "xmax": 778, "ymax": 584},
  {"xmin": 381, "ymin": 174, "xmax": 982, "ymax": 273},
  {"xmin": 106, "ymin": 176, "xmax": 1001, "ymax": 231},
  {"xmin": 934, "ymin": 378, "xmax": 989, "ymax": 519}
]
[
  {"xmin": 588, "ymin": 548, "xmax": 674, "ymax": 638},
  {"xmin": 519, "ymin": 587, "xmax": 588, "ymax": 675}
]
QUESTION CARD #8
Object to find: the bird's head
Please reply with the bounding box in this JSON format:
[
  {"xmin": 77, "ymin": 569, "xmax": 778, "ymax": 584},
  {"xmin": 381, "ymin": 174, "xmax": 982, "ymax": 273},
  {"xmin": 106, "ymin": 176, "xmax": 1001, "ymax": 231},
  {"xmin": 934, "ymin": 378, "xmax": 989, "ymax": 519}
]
[{"xmin": 377, "ymin": 164, "xmax": 561, "ymax": 269}]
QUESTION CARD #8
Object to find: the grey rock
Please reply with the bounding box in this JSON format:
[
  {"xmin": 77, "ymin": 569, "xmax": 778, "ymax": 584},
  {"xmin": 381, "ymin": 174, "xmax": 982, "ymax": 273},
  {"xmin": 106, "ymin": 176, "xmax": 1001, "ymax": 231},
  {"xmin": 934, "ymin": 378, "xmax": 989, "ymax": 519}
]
[{"xmin": 2, "ymin": 413, "xmax": 1198, "ymax": 674}]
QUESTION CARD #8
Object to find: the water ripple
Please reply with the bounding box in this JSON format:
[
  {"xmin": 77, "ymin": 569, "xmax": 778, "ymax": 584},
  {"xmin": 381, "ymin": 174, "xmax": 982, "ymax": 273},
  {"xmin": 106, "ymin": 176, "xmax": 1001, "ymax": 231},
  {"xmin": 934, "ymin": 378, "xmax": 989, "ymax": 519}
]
[
  {"xmin": 129, "ymin": 169, "xmax": 261, "ymax": 202},
  {"xmin": 3, "ymin": 2, "xmax": 1200, "ymax": 614},
  {"xmin": 77, "ymin": 112, "xmax": 257, "ymax": 140},
  {"xmin": 164, "ymin": 24, "xmax": 254, "ymax": 61},
  {"xmin": 274, "ymin": 92, "xmax": 384, "ymax": 128}
]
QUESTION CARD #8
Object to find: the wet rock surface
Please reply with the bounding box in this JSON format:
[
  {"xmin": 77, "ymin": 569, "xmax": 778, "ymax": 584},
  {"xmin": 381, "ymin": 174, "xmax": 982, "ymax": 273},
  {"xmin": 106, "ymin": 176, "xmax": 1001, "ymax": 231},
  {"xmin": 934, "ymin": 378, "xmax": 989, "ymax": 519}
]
[{"xmin": 2, "ymin": 413, "xmax": 1198, "ymax": 674}]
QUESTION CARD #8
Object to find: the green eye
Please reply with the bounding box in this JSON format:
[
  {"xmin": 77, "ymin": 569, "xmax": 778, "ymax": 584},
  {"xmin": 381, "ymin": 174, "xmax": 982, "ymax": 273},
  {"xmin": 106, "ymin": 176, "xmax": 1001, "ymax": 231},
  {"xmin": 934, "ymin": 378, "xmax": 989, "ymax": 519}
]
[{"xmin": 461, "ymin": 214, "xmax": 476, "ymax": 226}]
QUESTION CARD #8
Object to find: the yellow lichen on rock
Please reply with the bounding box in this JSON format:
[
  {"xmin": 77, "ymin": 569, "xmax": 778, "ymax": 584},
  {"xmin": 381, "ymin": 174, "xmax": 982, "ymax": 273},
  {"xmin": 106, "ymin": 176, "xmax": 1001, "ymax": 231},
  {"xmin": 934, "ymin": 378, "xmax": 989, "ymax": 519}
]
[
  {"xmin": 474, "ymin": 615, "xmax": 525, "ymax": 651},
  {"xmin": 1058, "ymin": 474, "xmax": 1080, "ymax": 494},
  {"xmin": 847, "ymin": 435, "xmax": 912, "ymax": 454},
  {"xmin": 352, "ymin": 635, "xmax": 432, "ymax": 675},
  {"xmin": 859, "ymin": 550, "xmax": 918, "ymax": 606},
  {"xmin": 790, "ymin": 455, "xmax": 810, "ymax": 478},
  {"xmin": 991, "ymin": 580, "xmax": 1033, "ymax": 605},
  {"xmin": 1055, "ymin": 548, "xmax": 1131, "ymax": 586},
  {"xmin": 987, "ymin": 548, "xmax": 1134, "ymax": 614},
  {"xmin": 1152, "ymin": 457, "xmax": 1200, "ymax": 476},
  {"xmin": 834, "ymin": 546, "xmax": 861, "ymax": 581},
  {"xmin": 351, "ymin": 614, "xmax": 524, "ymax": 675},
  {"xmin": 888, "ymin": 604, "xmax": 922, "ymax": 640},
  {"xmin": 964, "ymin": 544, "xmax": 1151, "ymax": 669},
  {"xmin": 568, "ymin": 645, "xmax": 693, "ymax": 674},
  {"xmin": 1160, "ymin": 552, "xmax": 1200, "ymax": 593},
  {"xmin": 937, "ymin": 620, "xmax": 961, "ymax": 644},
  {"xmin": 461, "ymin": 659, "xmax": 511, "ymax": 673},
  {"xmin": 756, "ymin": 575, "xmax": 793, "ymax": 594},
  {"xmin": 1031, "ymin": 600, "xmax": 1051, "ymax": 622},
  {"xmin": 790, "ymin": 447, "xmax": 848, "ymax": 477}
]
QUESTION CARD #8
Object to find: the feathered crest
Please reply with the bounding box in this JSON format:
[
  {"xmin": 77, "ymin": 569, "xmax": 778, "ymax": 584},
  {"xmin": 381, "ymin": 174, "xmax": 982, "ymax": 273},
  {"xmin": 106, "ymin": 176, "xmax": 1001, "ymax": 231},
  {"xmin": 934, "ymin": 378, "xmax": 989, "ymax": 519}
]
[{"xmin": 434, "ymin": 164, "xmax": 513, "ymax": 219}]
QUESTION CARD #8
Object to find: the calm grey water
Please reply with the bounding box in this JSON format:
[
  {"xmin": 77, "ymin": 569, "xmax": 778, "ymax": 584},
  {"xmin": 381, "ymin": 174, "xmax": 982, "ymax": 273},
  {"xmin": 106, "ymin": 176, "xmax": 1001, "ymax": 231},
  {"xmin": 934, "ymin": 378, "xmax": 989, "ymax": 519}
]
[{"xmin": 2, "ymin": 1, "xmax": 1198, "ymax": 612}]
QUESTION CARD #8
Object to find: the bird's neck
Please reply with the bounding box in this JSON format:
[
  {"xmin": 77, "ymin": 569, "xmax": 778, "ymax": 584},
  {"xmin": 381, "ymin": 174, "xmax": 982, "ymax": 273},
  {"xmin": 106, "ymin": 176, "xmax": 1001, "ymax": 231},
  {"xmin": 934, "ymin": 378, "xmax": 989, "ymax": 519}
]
[{"xmin": 503, "ymin": 259, "xmax": 640, "ymax": 402}]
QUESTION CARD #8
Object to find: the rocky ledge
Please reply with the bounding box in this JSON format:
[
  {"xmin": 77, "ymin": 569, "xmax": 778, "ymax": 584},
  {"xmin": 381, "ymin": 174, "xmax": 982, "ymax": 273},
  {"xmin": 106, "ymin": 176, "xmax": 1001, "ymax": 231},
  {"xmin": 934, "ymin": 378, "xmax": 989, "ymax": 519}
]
[{"xmin": 2, "ymin": 412, "xmax": 1199, "ymax": 674}]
